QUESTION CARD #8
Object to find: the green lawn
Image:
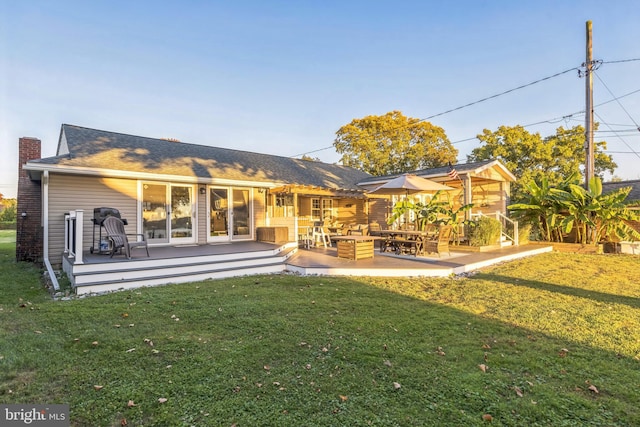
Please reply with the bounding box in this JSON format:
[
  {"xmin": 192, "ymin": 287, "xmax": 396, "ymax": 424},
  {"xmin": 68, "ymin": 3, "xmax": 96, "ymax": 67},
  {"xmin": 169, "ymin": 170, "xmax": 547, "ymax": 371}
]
[{"xmin": 0, "ymin": 240, "xmax": 639, "ymax": 426}]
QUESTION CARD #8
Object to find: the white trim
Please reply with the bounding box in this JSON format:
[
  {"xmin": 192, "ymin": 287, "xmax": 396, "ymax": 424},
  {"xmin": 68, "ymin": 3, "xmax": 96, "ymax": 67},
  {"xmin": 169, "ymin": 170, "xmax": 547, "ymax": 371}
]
[{"xmin": 23, "ymin": 163, "xmax": 282, "ymax": 188}]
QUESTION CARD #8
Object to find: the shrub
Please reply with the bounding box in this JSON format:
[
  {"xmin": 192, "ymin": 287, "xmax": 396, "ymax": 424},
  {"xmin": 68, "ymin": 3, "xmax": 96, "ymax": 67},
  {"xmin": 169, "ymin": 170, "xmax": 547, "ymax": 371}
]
[
  {"xmin": 469, "ymin": 216, "xmax": 501, "ymax": 246},
  {"xmin": 518, "ymin": 222, "xmax": 532, "ymax": 244}
]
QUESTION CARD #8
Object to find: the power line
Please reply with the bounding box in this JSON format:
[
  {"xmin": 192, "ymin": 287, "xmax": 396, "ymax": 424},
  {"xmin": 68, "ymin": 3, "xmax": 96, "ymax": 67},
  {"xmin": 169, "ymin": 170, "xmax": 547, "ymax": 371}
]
[
  {"xmin": 417, "ymin": 67, "xmax": 579, "ymax": 122},
  {"xmin": 594, "ymin": 111, "xmax": 640, "ymax": 161},
  {"xmin": 594, "ymin": 72, "xmax": 640, "ymax": 131},
  {"xmin": 292, "ymin": 66, "xmax": 580, "ymax": 158},
  {"xmin": 602, "ymin": 58, "xmax": 640, "ymax": 64}
]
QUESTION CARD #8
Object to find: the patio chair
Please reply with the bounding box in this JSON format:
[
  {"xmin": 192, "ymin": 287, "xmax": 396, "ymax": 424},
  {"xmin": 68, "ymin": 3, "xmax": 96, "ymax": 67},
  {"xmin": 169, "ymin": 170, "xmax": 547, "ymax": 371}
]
[
  {"xmin": 423, "ymin": 225, "xmax": 452, "ymax": 257},
  {"xmin": 311, "ymin": 221, "xmax": 331, "ymax": 247},
  {"xmin": 103, "ymin": 216, "xmax": 150, "ymax": 259}
]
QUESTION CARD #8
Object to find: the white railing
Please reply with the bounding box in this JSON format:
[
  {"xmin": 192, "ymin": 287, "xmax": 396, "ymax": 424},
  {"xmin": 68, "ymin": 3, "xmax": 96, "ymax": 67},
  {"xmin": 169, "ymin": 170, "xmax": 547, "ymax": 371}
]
[
  {"xmin": 64, "ymin": 210, "xmax": 84, "ymax": 264},
  {"xmin": 471, "ymin": 210, "xmax": 519, "ymax": 246}
]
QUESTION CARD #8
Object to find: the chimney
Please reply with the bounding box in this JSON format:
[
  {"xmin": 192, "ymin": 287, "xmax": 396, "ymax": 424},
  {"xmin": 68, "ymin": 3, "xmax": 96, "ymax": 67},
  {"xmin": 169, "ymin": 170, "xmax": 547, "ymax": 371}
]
[{"xmin": 16, "ymin": 137, "xmax": 43, "ymax": 263}]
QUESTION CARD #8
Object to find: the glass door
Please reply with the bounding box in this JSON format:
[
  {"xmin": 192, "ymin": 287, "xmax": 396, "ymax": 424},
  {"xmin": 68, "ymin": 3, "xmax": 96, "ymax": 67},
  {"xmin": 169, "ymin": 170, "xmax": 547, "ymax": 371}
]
[
  {"xmin": 207, "ymin": 187, "xmax": 252, "ymax": 242},
  {"xmin": 170, "ymin": 185, "xmax": 195, "ymax": 243},
  {"xmin": 142, "ymin": 183, "xmax": 195, "ymax": 244},
  {"xmin": 208, "ymin": 188, "xmax": 229, "ymax": 242},
  {"xmin": 142, "ymin": 183, "xmax": 169, "ymax": 244},
  {"xmin": 232, "ymin": 188, "xmax": 251, "ymax": 239}
]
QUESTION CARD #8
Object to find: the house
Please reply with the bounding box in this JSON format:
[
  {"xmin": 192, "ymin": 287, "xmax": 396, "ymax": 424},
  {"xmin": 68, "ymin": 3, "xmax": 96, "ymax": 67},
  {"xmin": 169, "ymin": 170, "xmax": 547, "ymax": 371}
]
[
  {"xmin": 16, "ymin": 124, "xmax": 372, "ymax": 267},
  {"xmin": 358, "ymin": 160, "xmax": 517, "ymax": 228},
  {"xmin": 16, "ymin": 124, "xmax": 518, "ymax": 293}
]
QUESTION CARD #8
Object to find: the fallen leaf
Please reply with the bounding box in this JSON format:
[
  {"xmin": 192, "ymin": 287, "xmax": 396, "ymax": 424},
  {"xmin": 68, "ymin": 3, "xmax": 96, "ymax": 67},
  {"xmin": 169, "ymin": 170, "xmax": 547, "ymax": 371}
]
[
  {"xmin": 305, "ymin": 364, "xmax": 311, "ymax": 370},
  {"xmin": 339, "ymin": 395, "xmax": 348, "ymax": 402},
  {"xmin": 514, "ymin": 386, "xmax": 523, "ymax": 397},
  {"xmin": 482, "ymin": 413, "xmax": 493, "ymax": 421},
  {"xmin": 383, "ymin": 360, "xmax": 392, "ymax": 367},
  {"xmin": 92, "ymin": 341, "xmax": 99, "ymax": 346},
  {"xmin": 127, "ymin": 400, "xmax": 136, "ymax": 407},
  {"xmin": 559, "ymin": 348, "xmax": 569, "ymax": 357},
  {"xmin": 393, "ymin": 382, "xmax": 401, "ymax": 390},
  {"xmin": 126, "ymin": 348, "xmax": 136, "ymax": 353},
  {"xmin": 121, "ymin": 418, "xmax": 127, "ymax": 426},
  {"xmin": 122, "ymin": 313, "xmax": 128, "ymax": 318},
  {"xmin": 478, "ymin": 364, "xmax": 488, "ymax": 373},
  {"xmin": 588, "ymin": 385, "xmax": 599, "ymax": 394},
  {"xmin": 482, "ymin": 344, "xmax": 491, "ymax": 349},
  {"xmin": 94, "ymin": 385, "xmax": 104, "ymax": 391},
  {"xmin": 158, "ymin": 397, "xmax": 167, "ymax": 403},
  {"xmin": 34, "ymin": 331, "xmax": 42, "ymax": 334},
  {"xmin": 264, "ymin": 365, "xmax": 271, "ymax": 371}
]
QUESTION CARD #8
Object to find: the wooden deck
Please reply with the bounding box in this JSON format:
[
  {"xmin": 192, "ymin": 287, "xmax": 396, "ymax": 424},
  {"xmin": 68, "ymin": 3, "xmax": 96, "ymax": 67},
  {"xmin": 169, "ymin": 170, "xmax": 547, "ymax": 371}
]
[
  {"xmin": 285, "ymin": 244, "xmax": 553, "ymax": 277},
  {"xmin": 64, "ymin": 241, "xmax": 553, "ymax": 294}
]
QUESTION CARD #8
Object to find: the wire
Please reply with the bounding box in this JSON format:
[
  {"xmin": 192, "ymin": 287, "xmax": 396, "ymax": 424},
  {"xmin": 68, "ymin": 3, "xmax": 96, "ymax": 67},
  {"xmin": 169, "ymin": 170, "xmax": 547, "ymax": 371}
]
[
  {"xmin": 594, "ymin": 112, "xmax": 640, "ymax": 161},
  {"xmin": 602, "ymin": 58, "xmax": 640, "ymax": 64},
  {"xmin": 418, "ymin": 67, "xmax": 580, "ymax": 122},
  {"xmin": 594, "ymin": 72, "xmax": 640, "ymax": 131}
]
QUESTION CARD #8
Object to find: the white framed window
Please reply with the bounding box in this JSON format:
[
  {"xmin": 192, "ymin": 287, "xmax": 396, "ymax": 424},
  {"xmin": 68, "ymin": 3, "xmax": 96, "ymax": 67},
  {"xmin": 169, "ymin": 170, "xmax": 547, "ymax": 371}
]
[
  {"xmin": 322, "ymin": 199, "xmax": 333, "ymax": 221},
  {"xmin": 311, "ymin": 198, "xmax": 321, "ymax": 219}
]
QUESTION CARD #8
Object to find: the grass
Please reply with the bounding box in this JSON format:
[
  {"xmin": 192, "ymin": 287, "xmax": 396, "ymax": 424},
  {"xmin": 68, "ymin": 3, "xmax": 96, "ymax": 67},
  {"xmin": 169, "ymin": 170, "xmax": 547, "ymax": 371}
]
[{"xmin": 0, "ymin": 240, "xmax": 639, "ymax": 427}]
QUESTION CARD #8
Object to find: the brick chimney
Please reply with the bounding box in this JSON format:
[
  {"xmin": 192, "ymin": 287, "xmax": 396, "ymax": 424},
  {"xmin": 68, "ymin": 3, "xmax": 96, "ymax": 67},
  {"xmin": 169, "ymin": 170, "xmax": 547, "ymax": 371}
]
[{"xmin": 16, "ymin": 137, "xmax": 43, "ymax": 263}]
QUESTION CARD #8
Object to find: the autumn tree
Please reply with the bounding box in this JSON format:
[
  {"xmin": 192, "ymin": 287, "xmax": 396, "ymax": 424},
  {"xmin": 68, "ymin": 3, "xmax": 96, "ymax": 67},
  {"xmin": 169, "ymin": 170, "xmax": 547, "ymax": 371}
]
[
  {"xmin": 333, "ymin": 111, "xmax": 458, "ymax": 176},
  {"xmin": 468, "ymin": 124, "xmax": 616, "ymax": 199}
]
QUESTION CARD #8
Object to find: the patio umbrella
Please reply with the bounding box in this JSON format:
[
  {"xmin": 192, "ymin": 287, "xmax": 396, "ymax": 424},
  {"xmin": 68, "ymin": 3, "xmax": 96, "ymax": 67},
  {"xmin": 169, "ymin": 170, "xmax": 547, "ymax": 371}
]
[{"xmin": 368, "ymin": 173, "xmax": 454, "ymax": 196}]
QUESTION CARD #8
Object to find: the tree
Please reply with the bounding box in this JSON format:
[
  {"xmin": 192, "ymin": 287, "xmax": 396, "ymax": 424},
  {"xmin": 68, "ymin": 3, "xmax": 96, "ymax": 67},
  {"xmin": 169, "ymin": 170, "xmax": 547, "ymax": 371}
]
[
  {"xmin": 334, "ymin": 111, "xmax": 458, "ymax": 176},
  {"xmin": 0, "ymin": 198, "xmax": 17, "ymax": 222},
  {"xmin": 468, "ymin": 124, "xmax": 616, "ymax": 200}
]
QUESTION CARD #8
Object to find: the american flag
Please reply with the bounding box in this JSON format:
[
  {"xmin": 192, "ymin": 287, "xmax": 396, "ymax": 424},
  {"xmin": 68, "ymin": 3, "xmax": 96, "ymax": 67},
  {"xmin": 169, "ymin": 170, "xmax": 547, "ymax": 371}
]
[{"xmin": 448, "ymin": 164, "xmax": 460, "ymax": 180}]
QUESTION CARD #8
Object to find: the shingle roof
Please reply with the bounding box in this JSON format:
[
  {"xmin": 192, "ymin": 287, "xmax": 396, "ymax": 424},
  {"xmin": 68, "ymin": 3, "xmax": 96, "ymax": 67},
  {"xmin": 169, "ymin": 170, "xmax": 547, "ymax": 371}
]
[
  {"xmin": 30, "ymin": 124, "xmax": 372, "ymax": 190},
  {"xmin": 357, "ymin": 159, "xmax": 513, "ymax": 185},
  {"xmin": 602, "ymin": 179, "xmax": 640, "ymax": 203}
]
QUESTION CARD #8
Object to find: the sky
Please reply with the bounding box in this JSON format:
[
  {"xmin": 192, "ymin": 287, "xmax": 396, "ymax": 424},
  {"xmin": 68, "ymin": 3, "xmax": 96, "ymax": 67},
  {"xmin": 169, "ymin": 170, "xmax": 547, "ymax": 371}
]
[{"xmin": 2, "ymin": 0, "xmax": 639, "ymax": 199}]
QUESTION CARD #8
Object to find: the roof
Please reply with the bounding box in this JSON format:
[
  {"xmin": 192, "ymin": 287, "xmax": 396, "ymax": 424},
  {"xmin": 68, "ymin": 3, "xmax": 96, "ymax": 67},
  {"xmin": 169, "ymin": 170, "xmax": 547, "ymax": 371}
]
[
  {"xmin": 602, "ymin": 179, "xmax": 640, "ymax": 203},
  {"xmin": 26, "ymin": 124, "xmax": 372, "ymax": 191},
  {"xmin": 357, "ymin": 159, "xmax": 516, "ymax": 187}
]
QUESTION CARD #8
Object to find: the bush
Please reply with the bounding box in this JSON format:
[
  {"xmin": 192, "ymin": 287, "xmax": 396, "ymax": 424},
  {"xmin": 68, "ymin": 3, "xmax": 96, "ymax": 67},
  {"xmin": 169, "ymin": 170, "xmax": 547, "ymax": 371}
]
[
  {"xmin": 0, "ymin": 221, "xmax": 17, "ymax": 230},
  {"xmin": 518, "ymin": 223, "xmax": 532, "ymax": 244},
  {"xmin": 469, "ymin": 216, "xmax": 501, "ymax": 246}
]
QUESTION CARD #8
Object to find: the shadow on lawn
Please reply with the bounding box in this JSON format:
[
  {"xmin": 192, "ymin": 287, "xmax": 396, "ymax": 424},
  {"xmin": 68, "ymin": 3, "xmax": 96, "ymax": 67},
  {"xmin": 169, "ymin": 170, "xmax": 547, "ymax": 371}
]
[{"xmin": 471, "ymin": 274, "xmax": 640, "ymax": 309}]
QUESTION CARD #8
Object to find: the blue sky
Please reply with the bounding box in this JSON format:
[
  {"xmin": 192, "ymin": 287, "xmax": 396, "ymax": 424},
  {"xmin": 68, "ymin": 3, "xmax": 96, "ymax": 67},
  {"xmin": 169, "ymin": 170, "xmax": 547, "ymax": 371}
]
[{"xmin": 2, "ymin": 1, "xmax": 639, "ymax": 198}]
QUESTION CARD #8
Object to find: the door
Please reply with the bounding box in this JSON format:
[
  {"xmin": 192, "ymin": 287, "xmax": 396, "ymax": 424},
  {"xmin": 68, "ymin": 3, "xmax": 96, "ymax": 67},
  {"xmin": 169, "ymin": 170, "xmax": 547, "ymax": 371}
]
[
  {"xmin": 142, "ymin": 183, "xmax": 195, "ymax": 244},
  {"xmin": 208, "ymin": 188, "xmax": 229, "ymax": 242},
  {"xmin": 232, "ymin": 188, "xmax": 251, "ymax": 239},
  {"xmin": 170, "ymin": 185, "xmax": 195, "ymax": 243},
  {"xmin": 207, "ymin": 187, "xmax": 252, "ymax": 242}
]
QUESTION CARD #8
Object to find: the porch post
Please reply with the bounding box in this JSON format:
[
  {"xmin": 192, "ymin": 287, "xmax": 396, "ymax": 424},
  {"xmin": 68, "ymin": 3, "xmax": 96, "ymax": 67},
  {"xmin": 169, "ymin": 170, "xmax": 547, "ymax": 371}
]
[
  {"xmin": 464, "ymin": 174, "xmax": 473, "ymax": 221},
  {"xmin": 75, "ymin": 210, "xmax": 84, "ymax": 264}
]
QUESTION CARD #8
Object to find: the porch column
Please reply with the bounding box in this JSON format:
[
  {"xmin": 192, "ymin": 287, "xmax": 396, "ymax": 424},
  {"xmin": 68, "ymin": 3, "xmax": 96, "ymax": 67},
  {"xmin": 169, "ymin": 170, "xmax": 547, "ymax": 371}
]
[
  {"xmin": 75, "ymin": 210, "xmax": 84, "ymax": 264},
  {"xmin": 464, "ymin": 174, "xmax": 473, "ymax": 221}
]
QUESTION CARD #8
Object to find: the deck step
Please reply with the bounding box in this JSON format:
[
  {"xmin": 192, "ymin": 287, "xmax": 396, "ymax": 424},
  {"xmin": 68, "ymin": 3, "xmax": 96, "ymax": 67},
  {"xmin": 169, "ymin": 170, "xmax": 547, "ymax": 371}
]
[{"xmin": 71, "ymin": 245, "xmax": 297, "ymax": 295}]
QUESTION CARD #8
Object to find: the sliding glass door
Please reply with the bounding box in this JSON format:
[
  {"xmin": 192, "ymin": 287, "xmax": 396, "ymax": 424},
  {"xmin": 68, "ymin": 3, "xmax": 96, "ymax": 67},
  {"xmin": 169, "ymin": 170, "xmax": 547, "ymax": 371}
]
[
  {"xmin": 208, "ymin": 187, "xmax": 252, "ymax": 242},
  {"xmin": 142, "ymin": 183, "xmax": 195, "ymax": 244}
]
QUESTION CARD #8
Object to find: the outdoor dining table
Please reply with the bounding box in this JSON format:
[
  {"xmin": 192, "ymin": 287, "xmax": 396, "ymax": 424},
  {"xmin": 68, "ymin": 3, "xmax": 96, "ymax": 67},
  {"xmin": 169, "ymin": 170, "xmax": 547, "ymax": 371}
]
[{"xmin": 378, "ymin": 229, "xmax": 434, "ymax": 256}]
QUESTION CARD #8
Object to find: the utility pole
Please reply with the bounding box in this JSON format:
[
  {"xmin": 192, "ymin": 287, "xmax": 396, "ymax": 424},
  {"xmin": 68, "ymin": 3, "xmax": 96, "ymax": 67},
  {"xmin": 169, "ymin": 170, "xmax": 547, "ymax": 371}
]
[{"xmin": 584, "ymin": 20, "xmax": 595, "ymax": 188}]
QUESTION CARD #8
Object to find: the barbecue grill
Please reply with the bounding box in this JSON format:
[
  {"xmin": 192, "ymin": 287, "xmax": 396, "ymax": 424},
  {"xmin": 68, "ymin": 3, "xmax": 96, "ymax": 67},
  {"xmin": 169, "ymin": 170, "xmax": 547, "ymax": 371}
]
[{"xmin": 90, "ymin": 207, "xmax": 128, "ymax": 254}]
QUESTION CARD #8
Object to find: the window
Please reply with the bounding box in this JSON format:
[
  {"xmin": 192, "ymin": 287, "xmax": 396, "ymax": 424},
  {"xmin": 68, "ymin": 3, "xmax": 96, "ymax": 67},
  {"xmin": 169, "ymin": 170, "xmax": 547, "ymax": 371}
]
[
  {"xmin": 322, "ymin": 199, "xmax": 333, "ymax": 221},
  {"xmin": 311, "ymin": 198, "xmax": 321, "ymax": 220}
]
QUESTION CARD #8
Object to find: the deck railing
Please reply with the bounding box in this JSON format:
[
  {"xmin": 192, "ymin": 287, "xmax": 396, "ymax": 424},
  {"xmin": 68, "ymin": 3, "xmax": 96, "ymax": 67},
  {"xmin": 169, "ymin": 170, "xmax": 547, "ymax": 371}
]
[
  {"xmin": 64, "ymin": 210, "xmax": 84, "ymax": 264},
  {"xmin": 471, "ymin": 210, "xmax": 519, "ymax": 246}
]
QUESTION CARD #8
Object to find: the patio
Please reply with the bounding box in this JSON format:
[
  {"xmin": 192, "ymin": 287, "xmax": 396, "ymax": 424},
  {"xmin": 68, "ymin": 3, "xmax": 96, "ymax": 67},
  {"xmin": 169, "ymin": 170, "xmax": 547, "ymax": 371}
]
[
  {"xmin": 285, "ymin": 243, "xmax": 553, "ymax": 277},
  {"xmin": 64, "ymin": 239, "xmax": 552, "ymax": 294}
]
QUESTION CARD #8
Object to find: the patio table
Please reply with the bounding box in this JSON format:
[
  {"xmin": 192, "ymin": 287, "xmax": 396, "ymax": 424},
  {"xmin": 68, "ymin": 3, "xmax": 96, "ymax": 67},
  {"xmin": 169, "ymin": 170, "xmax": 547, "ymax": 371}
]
[
  {"xmin": 378, "ymin": 230, "xmax": 432, "ymax": 256},
  {"xmin": 331, "ymin": 235, "xmax": 382, "ymax": 260}
]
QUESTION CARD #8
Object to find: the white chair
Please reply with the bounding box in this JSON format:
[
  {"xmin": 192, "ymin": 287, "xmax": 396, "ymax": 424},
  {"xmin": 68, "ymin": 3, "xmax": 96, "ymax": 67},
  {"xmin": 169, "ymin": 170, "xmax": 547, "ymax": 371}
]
[{"xmin": 312, "ymin": 221, "xmax": 331, "ymax": 248}]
